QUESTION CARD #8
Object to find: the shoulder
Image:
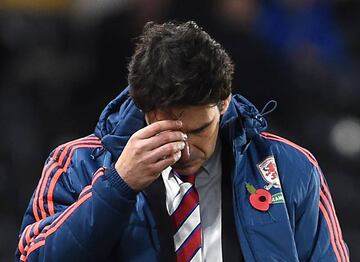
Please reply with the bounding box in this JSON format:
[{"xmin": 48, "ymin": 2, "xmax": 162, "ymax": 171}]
[
  {"xmin": 45, "ymin": 135, "xmax": 104, "ymax": 191},
  {"xmin": 256, "ymin": 132, "xmax": 321, "ymax": 203},
  {"xmin": 31, "ymin": 135, "xmax": 104, "ymax": 220},
  {"xmin": 257, "ymin": 132, "xmax": 319, "ymax": 177},
  {"xmin": 49, "ymin": 135, "xmax": 103, "ymax": 164},
  {"xmin": 259, "ymin": 132, "xmax": 318, "ymax": 168}
]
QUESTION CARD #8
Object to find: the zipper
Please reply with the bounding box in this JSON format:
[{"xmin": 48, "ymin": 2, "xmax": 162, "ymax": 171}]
[{"xmin": 231, "ymin": 140, "xmax": 258, "ymax": 262}]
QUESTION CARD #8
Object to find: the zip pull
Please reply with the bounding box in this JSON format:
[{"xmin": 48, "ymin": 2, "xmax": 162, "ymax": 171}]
[{"xmin": 260, "ymin": 100, "xmax": 277, "ymax": 117}]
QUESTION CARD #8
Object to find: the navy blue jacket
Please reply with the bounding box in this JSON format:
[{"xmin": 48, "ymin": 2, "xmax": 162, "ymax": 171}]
[{"xmin": 16, "ymin": 88, "xmax": 349, "ymax": 261}]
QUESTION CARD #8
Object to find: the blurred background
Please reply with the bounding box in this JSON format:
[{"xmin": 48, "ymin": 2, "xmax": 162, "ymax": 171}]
[{"xmin": 0, "ymin": 0, "xmax": 359, "ymax": 260}]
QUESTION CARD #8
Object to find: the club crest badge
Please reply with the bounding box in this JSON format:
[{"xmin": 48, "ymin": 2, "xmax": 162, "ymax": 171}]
[{"xmin": 257, "ymin": 156, "xmax": 281, "ymax": 190}]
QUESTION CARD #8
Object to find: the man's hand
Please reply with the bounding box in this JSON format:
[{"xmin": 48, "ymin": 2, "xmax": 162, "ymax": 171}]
[{"xmin": 115, "ymin": 120, "xmax": 187, "ymax": 190}]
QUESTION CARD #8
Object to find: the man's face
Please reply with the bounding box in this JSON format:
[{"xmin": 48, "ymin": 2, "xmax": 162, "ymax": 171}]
[{"xmin": 145, "ymin": 97, "xmax": 230, "ymax": 176}]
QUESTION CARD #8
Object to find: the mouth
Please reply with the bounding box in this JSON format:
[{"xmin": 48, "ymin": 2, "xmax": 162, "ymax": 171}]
[
  {"xmin": 172, "ymin": 159, "xmax": 201, "ymax": 170},
  {"xmin": 172, "ymin": 162, "xmax": 193, "ymax": 169}
]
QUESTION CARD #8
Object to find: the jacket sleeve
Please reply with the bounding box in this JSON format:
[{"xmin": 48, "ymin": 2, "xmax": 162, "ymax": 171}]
[
  {"xmin": 294, "ymin": 165, "xmax": 349, "ymax": 262},
  {"xmin": 15, "ymin": 146, "xmax": 138, "ymax": 262}
]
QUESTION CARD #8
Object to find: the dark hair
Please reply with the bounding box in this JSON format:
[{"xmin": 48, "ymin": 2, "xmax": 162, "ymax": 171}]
[{"xmin": 128, "ymin": 21, "xmax": 234, "ymax": 112}]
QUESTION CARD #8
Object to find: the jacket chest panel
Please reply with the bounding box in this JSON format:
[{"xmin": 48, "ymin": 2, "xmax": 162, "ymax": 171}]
[{"xmin": 232, "ymin": 149, "xmax": 299, "ymax": 261}]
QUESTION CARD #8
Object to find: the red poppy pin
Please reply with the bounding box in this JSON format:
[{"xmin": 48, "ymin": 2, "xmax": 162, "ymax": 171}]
[{"xmin": 246, "ymin": 183, "xmax": 272, "ymax": 212}]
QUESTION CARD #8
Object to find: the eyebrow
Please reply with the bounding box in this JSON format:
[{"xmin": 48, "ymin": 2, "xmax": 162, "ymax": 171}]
[{"xmin": 187, "ymin": 119, "xmax": 213, "ymax": 134}]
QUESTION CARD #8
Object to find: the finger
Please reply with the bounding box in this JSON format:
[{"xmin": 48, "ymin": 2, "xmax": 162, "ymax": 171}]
[
  {"xmin": 145, "ymin": 141, "xmax": 185, "ymax": 163},
  {"xmin": 142, "ymin": 131, "xmax": 187, "ymax": 151},
  {"xmin": 150, "ymin": 151, "xmax": 182, "ymax": 172},
  {"xmin": 180, "ymin": 141, "xmax": 190, "ymax": 160},
  {"xmin": 135, "ymin": 120, "xmax": 183, "ymax": 139}
]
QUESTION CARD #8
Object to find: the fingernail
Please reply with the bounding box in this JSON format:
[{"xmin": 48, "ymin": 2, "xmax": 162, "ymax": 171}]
[
  {"xmin": 182, "ymin": 133, "xmax": 188, "ymax": 140},
  {"xmin": 179, "ymin": 142, "xmax": 185, "ymax": 150},
  {"xmin": 176, "ymin": 120, "xmax": 182, "ymax": 126},
  {"xmin": 175, "ymin": 151, "xmax": 181, "ymax": 160}
]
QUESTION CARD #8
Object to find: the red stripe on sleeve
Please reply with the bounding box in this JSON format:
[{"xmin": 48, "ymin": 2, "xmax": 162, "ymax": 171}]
[
  {"xmin": 46, "ymin": 142, "xmax": 102, "ymax": 216},
  {"xmin": 261, "ymin": 132, "xmax": 349, "ymax": 261},
  {"xmin": 22, "ymin": 192, "xmax": 93, "ymax": 261},
  {"xmin": 319, "ymin": 172, "xmax": 349, "ymax": 262},
  {"xmin": 260, "ymin": 132, "xmax": 318, "ymax": 167},
  {"xmin": 32, "ymin": 137, "xmax": 101, "ymax": 221},
  {"xmin": 21, "ymin": 166, "xmax": 105, "ymax": 261},
  {"xmin": 319, "ymin": 201, "xmax": 342, "ymax": 261}
]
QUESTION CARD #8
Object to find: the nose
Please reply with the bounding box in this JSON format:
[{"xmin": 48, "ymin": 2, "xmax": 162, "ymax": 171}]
[{"xmin": 178, "ymin": 141, "xmax": 191, "ymax": 163}]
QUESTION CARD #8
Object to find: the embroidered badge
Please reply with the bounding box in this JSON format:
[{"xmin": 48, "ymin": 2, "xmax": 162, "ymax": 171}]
[
  {"xmin": 245, "ymin": 183, "xmax": 272, "ymax": 212},
  {"xmin": 257, "ymin": 155, "xmax": 281, "ymax": 190},
  {"xmin": 271, "ymin": 192, "xmax": 285, "ymax": 204}
]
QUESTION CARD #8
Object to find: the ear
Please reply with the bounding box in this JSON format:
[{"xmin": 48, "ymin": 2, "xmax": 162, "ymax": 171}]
[
  {"xmin": 219, "ymin": 95, "xmax": 231, "ymax": 115},
  {"xmin": 144, "ymin": 114, "xmax": 150, "ymax": 125},
  {"xmin": 144, "ymin": 111, "xmax": 155, "ymax": 125},
  {"xmin": 144, "ymin": 110, "xmax": 160, "ymax": 125}
]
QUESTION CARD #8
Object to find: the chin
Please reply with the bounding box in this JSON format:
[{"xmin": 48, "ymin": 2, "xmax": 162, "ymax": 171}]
[{"xmin": 173, "ymin": 161, "xmax": 203, "ymax": 176}]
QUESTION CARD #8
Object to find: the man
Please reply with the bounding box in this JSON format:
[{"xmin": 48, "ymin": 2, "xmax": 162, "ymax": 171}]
[{"xmin": 16, "ymin": 21, "xmax": 349, "ymax": 261}]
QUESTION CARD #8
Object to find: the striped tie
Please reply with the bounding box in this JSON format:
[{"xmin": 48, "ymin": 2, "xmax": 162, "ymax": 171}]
[{"xmin": 169, "ymin": 172, "xmax": 203, "ymax": 262}]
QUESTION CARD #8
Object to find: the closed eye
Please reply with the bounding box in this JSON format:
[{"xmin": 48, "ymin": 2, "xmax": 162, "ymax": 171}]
[{"xmin": 187, "ymin": 121, "xmax": 212, "ymax": 135}]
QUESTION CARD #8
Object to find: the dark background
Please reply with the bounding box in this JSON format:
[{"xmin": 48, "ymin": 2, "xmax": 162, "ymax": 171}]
[{"xmin": 1, "ymin": 0, "xmax": 359, "ymax": 260}]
